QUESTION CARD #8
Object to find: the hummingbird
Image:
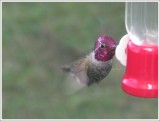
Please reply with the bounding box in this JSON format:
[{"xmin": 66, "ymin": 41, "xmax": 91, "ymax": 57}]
[{"xmin": 62, "ymin": 34, "xmax": 116, "ymax": 86}]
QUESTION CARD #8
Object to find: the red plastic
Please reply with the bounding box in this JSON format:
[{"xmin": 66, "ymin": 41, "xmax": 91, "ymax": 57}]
[{"xmin": 122, "ymin": 40, "xmax": 158, "ymax": 98}]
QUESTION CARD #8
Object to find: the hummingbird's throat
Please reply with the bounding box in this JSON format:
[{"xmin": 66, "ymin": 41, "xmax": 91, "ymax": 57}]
[{"xmin": 94, "ymin": 50, "xmax": 110, "ymax": 62}]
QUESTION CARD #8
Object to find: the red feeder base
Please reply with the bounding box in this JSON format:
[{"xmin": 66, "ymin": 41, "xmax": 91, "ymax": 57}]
[{"xmin": 122, "ymin": 41, "xmax": 158, "ymax": 98}]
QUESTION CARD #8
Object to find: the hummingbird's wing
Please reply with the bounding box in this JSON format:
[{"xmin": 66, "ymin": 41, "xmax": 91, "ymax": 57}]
[{"xmin": 62, "ymin": 56, "xmax": 89, "ymax": 85}]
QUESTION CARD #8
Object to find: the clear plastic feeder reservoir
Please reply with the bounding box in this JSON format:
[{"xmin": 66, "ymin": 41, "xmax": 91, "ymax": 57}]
[{"xmin": 122, "ymin": 2, "xmax": 158, "ymax": 98}]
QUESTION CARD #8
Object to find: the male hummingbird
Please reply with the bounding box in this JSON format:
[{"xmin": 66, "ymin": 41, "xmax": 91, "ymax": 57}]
[{"xmin": 62, "ymin": 34, "xmax": 116, "ymax": 86}]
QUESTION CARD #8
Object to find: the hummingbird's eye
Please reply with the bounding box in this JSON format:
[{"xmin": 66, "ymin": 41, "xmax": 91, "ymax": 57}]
[{"xmin": 100, "ymin": 43, "xmax": 105, "ymax": 48}]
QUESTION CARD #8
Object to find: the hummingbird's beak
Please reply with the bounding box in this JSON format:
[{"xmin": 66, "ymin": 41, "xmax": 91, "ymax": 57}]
[
  {"xmin": 94, "ymin": 43, "xmax": 102, "ymax": 52},
  {"xmin": 94, "ymin": 47, "xmax": 99, "ymax": 52}
]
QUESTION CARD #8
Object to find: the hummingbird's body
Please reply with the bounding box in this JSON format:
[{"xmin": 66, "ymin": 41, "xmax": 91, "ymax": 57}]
[
  {"xmin": 62, "ymin": 34, "xmax": 116, "ymax": 86},
  {"xmin": 87, "ymin": 52, "xmax": 112, "ymax": 85}
]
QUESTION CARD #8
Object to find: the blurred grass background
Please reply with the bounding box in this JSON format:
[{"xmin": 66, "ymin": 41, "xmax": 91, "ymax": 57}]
[{"xmin": 2, "ymin": 2, "xmax": 157, "ymax": 119}]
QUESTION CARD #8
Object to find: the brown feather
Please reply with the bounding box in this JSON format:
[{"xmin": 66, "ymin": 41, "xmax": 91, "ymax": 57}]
[{"xmin": 62, "ymin": 56, "xmax": 89, "ymax": 84}]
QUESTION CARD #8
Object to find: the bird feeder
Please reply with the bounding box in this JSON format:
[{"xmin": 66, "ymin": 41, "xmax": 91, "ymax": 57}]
[{"xmin": 116, "ymin": 2, "xmax": 158, "ymax": 98}]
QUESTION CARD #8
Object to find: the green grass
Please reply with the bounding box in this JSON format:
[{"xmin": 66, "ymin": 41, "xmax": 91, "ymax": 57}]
[{"xmin": 2, "ymin": 2, "xmax": 157, "ymax": 119}]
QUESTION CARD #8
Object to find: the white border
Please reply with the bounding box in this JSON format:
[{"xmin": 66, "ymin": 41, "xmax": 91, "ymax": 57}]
[
  {"xmin": 1, "ymin": 0, "xmax": 159, "ymax": 121},
  {"xmin": 0, "ymin": 0, "xmax": 2, "ymax": 120},
  {"xmin": 1, "ymin": 0, "xmax": 159, "ymax": 2},
  {"xmin": 158, "ymin": 1, "xmax": 160, "ymax": 120},
  {"xmin": 1, "ymin": 119, "xmax": 159, "ymax": 121}
]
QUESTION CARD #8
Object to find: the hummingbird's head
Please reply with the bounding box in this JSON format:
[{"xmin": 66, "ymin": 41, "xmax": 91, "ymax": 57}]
[{"xmin": 94, "ymin": 34, "xmax": 116, "ymax": 62}]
